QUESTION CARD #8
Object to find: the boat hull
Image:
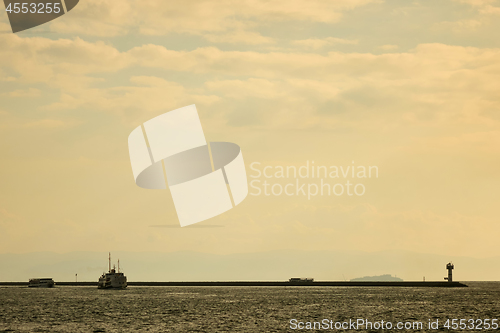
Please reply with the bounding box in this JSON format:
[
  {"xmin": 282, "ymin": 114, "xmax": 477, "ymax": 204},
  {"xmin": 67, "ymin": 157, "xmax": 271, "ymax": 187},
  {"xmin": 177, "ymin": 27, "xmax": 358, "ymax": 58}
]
[
  {"xmin": 28, "ymin": 284, "xmax": 55, "ymax": 288},
  {"xmin": 97, "ymin": 285, "xmax": 127, "ymax": 289},
  {"xmin": 28, "ymin": 278, "xmax": 55, "ymax": 288}
]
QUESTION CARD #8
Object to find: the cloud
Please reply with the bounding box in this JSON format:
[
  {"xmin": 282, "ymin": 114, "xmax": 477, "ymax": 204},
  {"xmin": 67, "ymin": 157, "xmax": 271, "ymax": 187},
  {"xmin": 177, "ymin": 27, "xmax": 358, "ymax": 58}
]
[
  {"xmin": 0, "ymin": 208, "xmax": 21, "ymax": 223},
  {"xmin": 0, "ymin": 20, "xmax": 10, "ymax": 33},
  {"xmin": 452, "ymin": 0, "xmax": 498, "ymax": 6},
  {"xmin": 0, "ymin": 34, "xmax": 131, "ymax": 82},
  {"xmin": 291, "ymin": 37, "xmax": 359, "ymax": 50},
  {"xmin": 206, "ymin": 78, "xmax": 284, "ymax": 99},
  {"xmin": 204, "ymin": 31, "xmax": 275, "ymax": 45},
  {"xmin": 42, "ymin": 76, "xmax": 220, "ymax": 125},
  {"xmin": 46, "ymin": 0, "xmax": 378, "ymax": 37},
  {"xmin": 22, "ymin": 119, "xmax": 71, "ymax": 129},
  {"xmin": 127, "ymin": 43, "xmax": 500, "ymax": 126},
  {"xmin": 6, "ymin": 33, "xmax": 497, "ymax": 88},
  {"xmin": 478, "ymin": 4, "xmax": 500, "ymax": 14},
  {"xmin": 127, "ymin": 43, "xmax": 500, "ymax": 85},
  {"xmin": 379, "ymin": 44, "xmax": 399, "ymax": 51},
  {"xmin": 2, "ymin": 34, "xmax": 500, "ymax": 131},
  {"xmin": 0, "ymin": 110, "xmax": 77, "ymax": 129},
  {"xmin": 410, "ymin": 131, "xmax": 500, "ymax": 156},
  {"xmin": 439, "ymin": 0, "xmax": 500, "ymax": 31},
  {"xmin": 1, "ymin": 88, "xmax": 41, "ymax": 98},
  {"xmin": 48, "ymin": 0, "xmax": 135, "ymax": 37},
  {"xmin": 436, "ymin": 19, "xmax": 484, "ymax": 32}
]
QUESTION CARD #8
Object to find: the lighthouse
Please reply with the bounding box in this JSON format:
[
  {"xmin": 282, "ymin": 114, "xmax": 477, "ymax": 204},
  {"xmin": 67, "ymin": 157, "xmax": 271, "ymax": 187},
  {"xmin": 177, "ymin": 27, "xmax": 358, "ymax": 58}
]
[{"xmin": 444, "ymin": 262, "xmax": 454, "ymax": 282}]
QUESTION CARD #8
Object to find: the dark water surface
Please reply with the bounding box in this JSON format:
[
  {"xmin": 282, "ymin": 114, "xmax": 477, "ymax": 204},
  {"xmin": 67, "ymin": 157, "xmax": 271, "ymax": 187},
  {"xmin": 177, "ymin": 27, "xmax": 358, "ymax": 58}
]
[{"xmin": 1, "ymin": 282, "xmax": 499, "ymax": 332}]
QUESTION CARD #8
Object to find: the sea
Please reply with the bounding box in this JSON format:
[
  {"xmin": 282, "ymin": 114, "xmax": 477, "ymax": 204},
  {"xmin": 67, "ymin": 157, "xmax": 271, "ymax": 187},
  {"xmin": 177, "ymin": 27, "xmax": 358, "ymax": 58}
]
[{"xmin": 0, "ymin": 282, "xmax": 499, "ymax": 332}]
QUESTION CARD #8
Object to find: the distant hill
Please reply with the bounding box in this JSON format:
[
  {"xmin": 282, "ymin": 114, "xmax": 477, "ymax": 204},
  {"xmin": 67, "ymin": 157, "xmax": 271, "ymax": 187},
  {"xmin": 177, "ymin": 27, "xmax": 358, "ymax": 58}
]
[{"xmin": 351, "ymin": 274, "xmax": 403, "ymax": 282}]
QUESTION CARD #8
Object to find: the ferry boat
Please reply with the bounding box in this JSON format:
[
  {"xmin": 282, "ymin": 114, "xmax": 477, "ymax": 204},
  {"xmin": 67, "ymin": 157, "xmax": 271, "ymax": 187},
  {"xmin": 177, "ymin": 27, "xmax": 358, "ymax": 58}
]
[
  {"xmin": 28, "ymin": 278, "xmax": 55, "ymax": 288},
  {"xmin": 289, "ymin": 277, "xmax": 314, "ymax": 283},
  {"xmin": 98, "ymin": 253, "xmax": 127, "ymax": 289}
]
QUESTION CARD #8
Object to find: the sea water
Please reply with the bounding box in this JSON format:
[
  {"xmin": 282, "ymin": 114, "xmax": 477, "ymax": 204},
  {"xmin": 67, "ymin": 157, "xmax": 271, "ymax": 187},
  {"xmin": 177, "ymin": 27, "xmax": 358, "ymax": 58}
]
[{"xmin": 0, "ymin": 282, "xmax": 499, "ymax": 332}]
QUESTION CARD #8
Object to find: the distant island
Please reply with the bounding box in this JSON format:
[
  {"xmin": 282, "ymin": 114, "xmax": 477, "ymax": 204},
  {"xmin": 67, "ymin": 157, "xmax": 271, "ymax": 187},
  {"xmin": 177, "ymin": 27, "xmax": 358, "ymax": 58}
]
[{"xmin": 350, "ymin": 274, "xmax": 403, "ymax": 282}]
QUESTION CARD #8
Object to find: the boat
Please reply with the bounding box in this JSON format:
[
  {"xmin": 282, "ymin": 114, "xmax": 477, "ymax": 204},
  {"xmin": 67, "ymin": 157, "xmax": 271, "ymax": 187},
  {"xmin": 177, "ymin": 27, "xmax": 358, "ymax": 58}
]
[
  {"xmin": 98, "ymin": 253, "xmax": 127, "ymax": 289},
  {"xmin": 289, "ymin": 277, "xmax": 314, "ymax": 283},
  {"xmin": 28, "ymin": 278, "xmax": 55, "ymax": 288}
]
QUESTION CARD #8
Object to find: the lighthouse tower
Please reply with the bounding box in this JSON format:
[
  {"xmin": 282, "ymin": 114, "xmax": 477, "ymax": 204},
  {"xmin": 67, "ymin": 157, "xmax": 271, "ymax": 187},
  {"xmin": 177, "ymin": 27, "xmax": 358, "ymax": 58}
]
[{"xmin": 444, "ymin": 262, "xmax": 454, "ymax": 282}]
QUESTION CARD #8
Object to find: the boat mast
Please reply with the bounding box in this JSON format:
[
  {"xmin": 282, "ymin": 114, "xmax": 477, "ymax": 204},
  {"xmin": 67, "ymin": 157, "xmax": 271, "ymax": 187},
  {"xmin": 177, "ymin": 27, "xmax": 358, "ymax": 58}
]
[
  {"xmin": 118, "ymin": 259, "xmax": 120, "ymax": 273},
  {"xmin": 108, "ymin": 252, "xmax": 111, "ymax": 272}
]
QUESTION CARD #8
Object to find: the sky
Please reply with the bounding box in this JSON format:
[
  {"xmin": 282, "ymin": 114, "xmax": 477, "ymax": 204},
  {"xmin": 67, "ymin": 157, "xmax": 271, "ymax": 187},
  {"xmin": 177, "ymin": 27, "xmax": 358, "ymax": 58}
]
[{"xmin": 1, "ymin": 0, "xmax": 499, "ymax": 274}]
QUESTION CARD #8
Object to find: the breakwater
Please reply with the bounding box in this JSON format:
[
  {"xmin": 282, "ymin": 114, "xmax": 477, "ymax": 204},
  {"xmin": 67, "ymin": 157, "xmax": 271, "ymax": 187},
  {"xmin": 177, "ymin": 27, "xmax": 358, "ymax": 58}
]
[{"xmin": 0, "ymin": 281, "xmax": 468, "ymax": 287}]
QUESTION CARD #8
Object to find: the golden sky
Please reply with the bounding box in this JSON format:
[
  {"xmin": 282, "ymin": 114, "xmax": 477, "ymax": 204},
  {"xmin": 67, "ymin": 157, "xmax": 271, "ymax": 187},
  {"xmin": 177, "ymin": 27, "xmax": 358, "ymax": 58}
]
[{"xmin": 0, "ymin": 0, "xmax": 499, "ymax": 263}]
